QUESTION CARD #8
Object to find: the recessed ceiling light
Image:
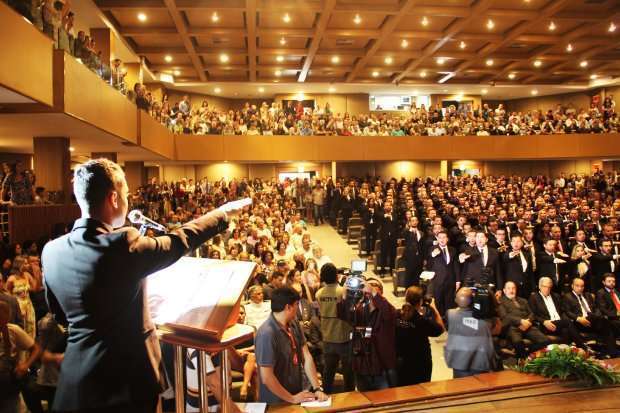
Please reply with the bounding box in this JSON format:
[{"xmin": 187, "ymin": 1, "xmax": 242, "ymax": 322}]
[
  {"xmin": 420, "ymin": 70, "xmax": 427, "ymax": 77},
  {"xmin": 590, "ymin": 74, "xmax": 598, "ymax": 80},
  {"xmin": 580, "ymin": 60, "xmax": 588, "ymax": 68},
  {"xmin": 372, "ymin": 71, "xmax": 379, "ymax": 77},
  {"xmin": 436, "ymin": 57, "xmax": 445, "ymax": 65},
  {"xmin": 531, "ymin": 89, "xmax": 538, "ymax": 95},
  {"xmin": 481, "ymin": 89, "xmax": 488, "ymax": 95},
  {"xmin": 548, "ymin": 21, "xmax": 556, "ymax": 31},
  {"xmin": 459, "ymin": 41, "xmax": 466, "ymax": 49},
  {"xmin": 69, "ymin": 146, "xmax": 75, "ymax": 152},
  {"xmin": 533, "ymin": 60, "xmax": 542, "ymax": 67},
  {"xmin": 258, "ymin": 87, "xmax": 265, "ymax": 93},
  {"xmin": 384, "ymin": 56, "xmax": 393, "ymax": 65},
  {"xmin": 211, "ymin": 12, "xmax": 219, "ymax": 22},
  {"xmin": 566, "ymin": 43, "xmax": 573, "ymax": 52},
  {"xmin": 220, "ymin": 53, "xmax": 229, "ymax": 63},
  {"xmin": 353, "ymin": 14, "xmax": 362, "ymax": 25},
  {"xmin": 401, "ymin": 39, "xmax": 409, "ymax": 48},
  {"xmin": 485, "ymin": 59, "xmax": 494, "ymax": 66},
  {"xmin": 214, "ymin": 87, "xmax": 221, "ymax": 94},
  {"xmin": 164, "ymin": 55, "xmax": 173, "ymax": 62},
  {"xmin": 328, "ymin": 86, "xmax": 336, "ymax": 93},
  {"xmin": 331, "ymin": 55, "xmax": 340, "ymax": 64},
  {"xmin": 421, "ymin": 16, "xmax": 429, "ymax": 26},
  {"xmin": 486, "ymin": 19, "xmax": 495, "ymax": 30},
  {"xmin": 609, "ymin": 22, "xmax": 617, "ymax": 32},
  {"xmin": 280, "ymin": 37, "xmax": 287, "ymax": 45},
  {"xmin": 276, "ymin": 55, "xmax": 284, "ymax": 62},
  {"xmin": 137, "ymin": 13, "xmax": 147, "ymax": 22},
  {"xmin": 275, "ymin": 70, "xmax": 282, "ymax": 77},
  {"xmin": 283, "ymin": 13, "xmax": 291, "ymax": 23},
  {"xmin": 173, "ymin": 69, "xmax": 181, "ymax": 76},
  {"xmin": 508, "ymin": 72, "xmax": 516, "ymax": 79}
]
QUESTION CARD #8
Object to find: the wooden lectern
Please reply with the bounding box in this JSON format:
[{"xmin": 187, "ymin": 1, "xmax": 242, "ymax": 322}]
[{"xmin": 148, "ymin": 257, "xmax": 256, "ymax": 413}]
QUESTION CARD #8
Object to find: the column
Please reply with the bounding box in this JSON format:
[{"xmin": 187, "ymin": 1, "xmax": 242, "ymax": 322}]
[
  {"xmin": 90, "ymin": 28, "xmax": 113, "ymax": 67},
  {"xmin": 331, "ymin": 161, "xmax": 337, "ymax": 179},
  {"xmin": 33, "ymin": 137, "xmax": 72, "ymax": 204},
  {"xmin": 91, "ymin": 152, "xmax": 118, "ymax": 163},
  {"xmin": 440, "ymin": 160, "xmax": 451, "ymax": 179},
  {"xmin": 124, "ymin": 161, "xmax": 146, "ymax": 191}
]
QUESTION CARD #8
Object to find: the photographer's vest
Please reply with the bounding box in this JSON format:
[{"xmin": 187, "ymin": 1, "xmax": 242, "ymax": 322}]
[
  {"xmin": 444, "ymin": 308, "xmax": 498, "ymax": 372},
  {"xmin": 316, "ymin": 284, "xmax": 352, "ymax": 343}
]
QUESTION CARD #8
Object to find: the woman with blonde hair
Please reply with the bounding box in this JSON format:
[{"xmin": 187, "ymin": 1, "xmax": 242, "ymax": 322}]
[{"xmin": 569, "ymin": 243, "xmax": 592, "ymax": 292}]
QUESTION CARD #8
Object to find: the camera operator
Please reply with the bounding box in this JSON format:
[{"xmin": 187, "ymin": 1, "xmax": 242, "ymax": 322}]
[
  {"xmin": 337, "ymin": 277, "xmax": 397, "ymax": 391},
  {"xmin": 396, "ymin": 286, "xmax": 445, "ymax": 385},
  {"xmin": 444, "ymin": 288, "xmax": 501, "ymax": 378}
]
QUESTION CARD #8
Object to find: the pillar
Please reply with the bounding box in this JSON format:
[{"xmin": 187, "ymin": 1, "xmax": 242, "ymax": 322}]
[
  {"xmin": 440, "ymin": 160, "xmax": 450, "ymax": 179},
  {"xmin": 90, "ymin": 28, "xmax": 113, "ymax": 67},
  {"xmin": 124, "ymin": 161, "xmax": 147, "ymax": 191},
  {"xmin": 331, "ymin": 161, "xmax": 337, "ymax": 179},
  {"xmin": 33, "ymin": 137, "xmax": 72, "ymax": 204},
  {"xmin": 124, "ymin": 62, "xmax": 141, "ymax": 92},
  {"xmin": 91, "ymin": 152, "xmax": 118, "ymax": 163}
]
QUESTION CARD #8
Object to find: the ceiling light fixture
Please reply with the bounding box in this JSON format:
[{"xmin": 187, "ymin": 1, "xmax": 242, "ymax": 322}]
[
  {"xmin": 173, "ymin": 69, "xmax": 181, "ymax": 76},
  {"xmin": 566, "ymin": 43, "xmax": 573, "ymax": 52},
  {"xmin": 211, "ymin": 12, "xmax": 219, "ymax": 22},
  {"xmin": 421, "ymin": 16, "xmax": 429, "ymax": 26},
  {"xmin": 438, "ymin": 72, "xmax": 455, "ymax": 83},
  {"xmin": 580, "ymin": 60, "xmax": 588, "ymax": 68},
  {"xmin": 533, "ymin": 59, "xmax": 542, "ymax": 67},
  {"xmin": 485, "ymin": 59, "xmax": 494, "ymax": 66},
  {"xmin": 328, "ymin": 86, "xmax": 336, "ymax": 93},
  {"xmin": 481, "ymin": 89, "xmax": 488, "ymax": 95},
  {"xmin": 590, "ymin": 74, "xmax": 598, "ymax": 80},
  {"xmin": 420, "ymin": 70, "xmax": 427, "ymax": 77},
  {"xmin": 331, "ymin": 55, "xmax": 340, "ymax": 64},
  {"xmin": 353, "ymin": 14, "xmax": 362, "ymax": 25},
  {"xmin": 372, "ymin": 71, "xmax": 379, "ymax": 77},
  {"xmin": 436, "ymin": 57, "xmax": 445, "ymax": 65},
  {"xmin": 548, "ymin": 21, "xmax": 556, "ymax": 31},
  {"xmin": 69, "ymin": 146, "xmax": 75, "ymax": 152},
  {"xmin": 220, "ymin": 53, "xmax": 229, "ymax": 63},
  {"xmin": 258, "ymin": 87, "xmax": 265, "ymax": 93},
  {"xmin": 401, "ymin": 39, "xmax": 409, "ymax": 48},
  {"xmin": 384, "ymin": 56, "xmax": 393, "ymax": 65},
  {"xmin": 137, "ymin": 12, "xmax": 147, "ymax": 22},
  {"xmin": 276, "ymin": 55, "xmax": 284, "ymax": 62},
  {"xmin": 283, "ymin": 13, "xmax": 291, "ymax": 23},
  {"xmin": 459, "ymin": 41, "xmax": 466, "ymax": 49},
  {"xmin": 280, "ymin": 37, "xmax": 286, "ymax": 45},
  {"xmin": 275, "ymin": 70, "xmax": 282, "ymax": 77},
  {"xmin": 531, "ymin": 89, "xmax": 538, "ymax": 95},
  {"xmin": 164, "ymin": 55, "xmax": 173, "ymax": 62},
  {"xmin": 486, "ymin": 19, "xmax": 495, "ymax": 30},
  {"xmin": 508, "ymin": 72, "xmax": 516, "ymax": 79},
  {"xmin": 214, "ymin": 87, "xmax": 221, "ymax": 94},
  {"xmin": 609, "ymin": 22, "xmax": 617, "ymax": 32}
]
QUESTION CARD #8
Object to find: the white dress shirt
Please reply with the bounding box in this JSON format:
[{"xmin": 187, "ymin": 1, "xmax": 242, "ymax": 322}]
[{"xmin": 540, "ymin": 292, "xmax": 560, "ymax": 321}]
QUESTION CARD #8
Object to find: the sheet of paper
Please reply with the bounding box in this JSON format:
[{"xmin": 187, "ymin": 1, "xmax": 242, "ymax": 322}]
[
  {"xmin": 236, "ymin": 402, "xmax": 267, "ymax": 413},
  {"xmin": 301, "ymin": 397, "xmax": 332, "ymax": 407}
]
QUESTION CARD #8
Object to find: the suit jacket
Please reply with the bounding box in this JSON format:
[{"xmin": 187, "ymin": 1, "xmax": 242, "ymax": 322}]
[
  {"xmin": 460, "ymin": 245, "xmax": 502, "ymax": 286},
  {"xmin": 498, "ymin": 295, "xmax": 534, "ymax": 328},
  {"xmin": 536, "ymin": 251, "xmax": 564, "ymax": 285},
  {"xmin": 378, "ymin": 213, "xmax": 399, "ymax": 241},
  {"xmin": 425, "ymin": 245, "xmax": 460, "ymax": 286},
  {"xmin": 528, "ymin": 291, "xmax": 565, "ymax": 325},
  {"xmin": 595, "ymin": 287, "xmax": 620, "ymax": 320},
  {"xmin": 561, "ymin": 291, "xmax": 600, "ymax": 322},
  {"xmin": 500, "ymin": 250, "xmax": 534, "ymax": 291},
  {"xmin": 42, "ymin": 212, "xmax": 228, "ymax": 410},
  {"xmin": 590, "ymin": 253, "xmax": 618, "ymax": 283}
]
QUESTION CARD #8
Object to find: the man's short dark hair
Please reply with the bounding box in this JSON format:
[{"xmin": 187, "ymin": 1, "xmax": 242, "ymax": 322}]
[
  {"xmin": 320, "ymin": 263, "xmax": 337, "ymax": 284},
  {"xmin": 271, "ymin": 287, "xmax": 300, "ymax": 312},
  {"xmin": 603, "ymin": 273, "xmax": 615, "ymax": 281},
  {"xmin": 73, "ymin": 159, "xmax": 125, "ymax": 213}
]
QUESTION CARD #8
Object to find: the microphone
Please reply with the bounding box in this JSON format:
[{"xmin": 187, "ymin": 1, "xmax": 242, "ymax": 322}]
[{"xmin": 127, "ymin": 210, "xmax": 167, "ymax": 232}]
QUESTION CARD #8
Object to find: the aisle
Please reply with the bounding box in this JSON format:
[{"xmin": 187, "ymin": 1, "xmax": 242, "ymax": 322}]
[{"xmin": 306, "ymin": 223, "xmax": 452, "ymax": 381}]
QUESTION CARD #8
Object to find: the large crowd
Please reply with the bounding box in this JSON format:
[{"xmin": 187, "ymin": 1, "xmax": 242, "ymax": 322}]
[
  {"xmin": 2, "ymin": 168, "xmax": 620, "ymax": 410},
  {"xmin": 142, "ymin": 94, "xmax": 619, "ymax": 136}
]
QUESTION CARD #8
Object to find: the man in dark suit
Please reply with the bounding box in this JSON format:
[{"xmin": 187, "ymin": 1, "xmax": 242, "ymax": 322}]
[
  {"xmin": 594, "ymin": 273, "xmax": 620, "ymax": 336},
  {"xmin": 536, "ymin": 238, "xmax": 567, "ymax": 293},
  {"xmin": 562, "ymin": 278, "xmax": 618, "ymax": 356},
  {"xmin": 529, "ymin": 276, "xmax": 587, "ymax": 349},
  {"xmin": 425, "ymin": 231, "xmax": 459, "ymax": 317},
  {"xmin": 378, "ymin": 202, "xmax": 398, "ymax": 275},
  {"xmin": 402, "ymin": 216, "xmax": 424, "ymax": 287},
  {"xmin": 459, "ymin": 231, "xmax": 502, "ymax": 288},
  {"xmin": 42, "ymin": 159, "xmax": 237, "ymax": 413},
  {"xmin": 501, "ymin": 234, "xmax": 534, "ymax": 297},
  {"xmin": 590, "ymin": 239, "xmax": 620, "ymax": 289},
  {"xmin": 498, "ymin": 281, "xmax": 549, "ymax": 358}
]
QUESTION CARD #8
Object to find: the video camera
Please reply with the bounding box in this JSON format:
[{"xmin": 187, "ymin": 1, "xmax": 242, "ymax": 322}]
[
  {"xmin": 464, "ymin": 268, "xmax": 497, "ymax": 320},
  {"xmin": 344, "ymin": 259, "xmax": 367, "ymax": 304}
]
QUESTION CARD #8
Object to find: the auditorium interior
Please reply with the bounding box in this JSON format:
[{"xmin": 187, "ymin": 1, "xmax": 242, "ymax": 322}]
[{"xmin": 2, "ymin": 0, "xmax": 620, "ymax": 411}]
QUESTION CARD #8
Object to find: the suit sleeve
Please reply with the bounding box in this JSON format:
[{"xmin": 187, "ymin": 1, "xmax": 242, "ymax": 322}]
[
  {"xmin": 497, "ymin": 302, "xmax": 522, "ymax": 327},
  {"xmin": 125, "ymin": 209, "xmax": 229, "ymax": 278},
  {"xmin": 44, "ymin": 279, "xmax": 67, "ymax": 326},
  {"xmin": 528, "ymin": 295, "xmax": 546, "ymax": 325},
  {"xmin": 595, "ymin": 290, "xmax": 615, "ymax": 318},
  {"xmin": 561, "ymin": 294, "xmax": 580, "ymax": 321}
]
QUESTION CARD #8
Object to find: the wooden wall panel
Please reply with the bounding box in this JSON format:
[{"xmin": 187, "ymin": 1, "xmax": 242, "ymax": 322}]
[
  {"xmin": 64, "ymin": 57, "xmax": 138, "ymax": 143},
  {"xmin": 9, "ymin": 204, "xmax": 80, "ymax": 244},
  {"xmin": 140, "ymin": 111, "xmax": 175, "ymax": 159},
  {"xmin": 0, "ymin": 2, "xmax": 54, "ymax": 105}
]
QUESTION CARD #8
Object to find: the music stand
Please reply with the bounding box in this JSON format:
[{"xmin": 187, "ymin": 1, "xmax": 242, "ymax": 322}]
[{"xmin": 147, "ymin": 258, "xmax": 256, "ymax": 413}]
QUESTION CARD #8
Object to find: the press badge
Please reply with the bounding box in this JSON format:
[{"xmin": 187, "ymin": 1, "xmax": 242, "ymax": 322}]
[{"xmin": 463, "ymin": 317, "xmax": 479, "ymax": 330}]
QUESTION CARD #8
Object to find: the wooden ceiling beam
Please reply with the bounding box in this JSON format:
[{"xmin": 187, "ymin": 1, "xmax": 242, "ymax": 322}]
[
  {"xmin": 346, "ymin": 0, "xmax": 418, "ymax": 82},
  {"xmin": 246, "ymin": 0, "xmax": 258, "ymax": 81},
  {"xmin": 298, "ymin": 0, "xmax": 337, "ymax": 82},
  {"xmin": 162, "ymin": 0, "xmax": 207, "ymax": 81}
]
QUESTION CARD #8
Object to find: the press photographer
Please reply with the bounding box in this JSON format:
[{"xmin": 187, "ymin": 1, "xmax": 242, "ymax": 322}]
[{"xmin": 337, "ymin": 274, "xmax": 397, "ymax": 391}]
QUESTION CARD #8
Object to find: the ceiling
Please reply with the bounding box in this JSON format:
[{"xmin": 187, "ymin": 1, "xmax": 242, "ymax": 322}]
[
  {"xmin": 0, "ymin": 87, "xmax": 35, "ymax": 104},
  {"xmin": 94, "ymin": 0, "xmax": 620, "ymax": 93}
]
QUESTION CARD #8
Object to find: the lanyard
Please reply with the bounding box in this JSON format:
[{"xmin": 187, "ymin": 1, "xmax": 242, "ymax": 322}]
[{"xmin": 284, "ymin": 327, "xmax": 299, "ymax": 366}]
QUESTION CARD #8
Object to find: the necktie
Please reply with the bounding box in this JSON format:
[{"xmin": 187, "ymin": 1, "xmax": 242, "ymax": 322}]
[
  {"xmin": 578, "ymin": 294, "xmax": 590, "ymax": 317},
  {"xmin": 611, "ymin": 290, "xmax": 620, "ymax": 313},
  {"xmin": 441, "ymin": 247, "xmax": 448, "ymax": 264}
]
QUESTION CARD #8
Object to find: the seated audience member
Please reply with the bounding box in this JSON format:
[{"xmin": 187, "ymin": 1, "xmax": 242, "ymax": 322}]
[
  {"xmin": 595, "ymin": 273, "xmax": 620, "ymax": 337},
  {"xmin": 315, "ymin": 263, "xmax": 354, "ymax": 394},
  {"xmin": 262, "ymin": 271, "xmax": 285, "ymax": 301},
  {"xmin": 244, "ymin": 285, "xmax": 271, "ymax": 330},
  {"xmin": 396, "ymin": 286, "xmax": 444, "ymax": 385},
  {"xmin": 529, "ymin": 277, "xmax": 588, "ymax": 350},
  {"xmin": 0, "ymin": 301, "xmax": 42, "ymax": 413},
  {"xmin": 498, "ymin": 281, "xmax": 550, "ymax": 358},
  {"xmin": 255, "ymin": 287, "xmax": 327, "ymax": 404},
  {"xmin": 445, "ymin": 288, "xmax": 500, "ymax": 378},
  {"xmin": 337, "ymin": 277, "xmax": 397, "ymax": 391},
  {"xmin": 562, "ymin": 278, "xmax": 619, "ymax": 356}
]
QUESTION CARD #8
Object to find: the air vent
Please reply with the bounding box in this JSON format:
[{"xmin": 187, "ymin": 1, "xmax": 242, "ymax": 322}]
[
  {"xmin": 509, "ymin": 43, "xmax": 527, "ymax": 49},
  {"xmin": 212, "ymin": 38, "xmax": 229, "ymax": 45},
  {"xmin": 336, "ymin": 39, "xmax": 354, "ymax": 46}
]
